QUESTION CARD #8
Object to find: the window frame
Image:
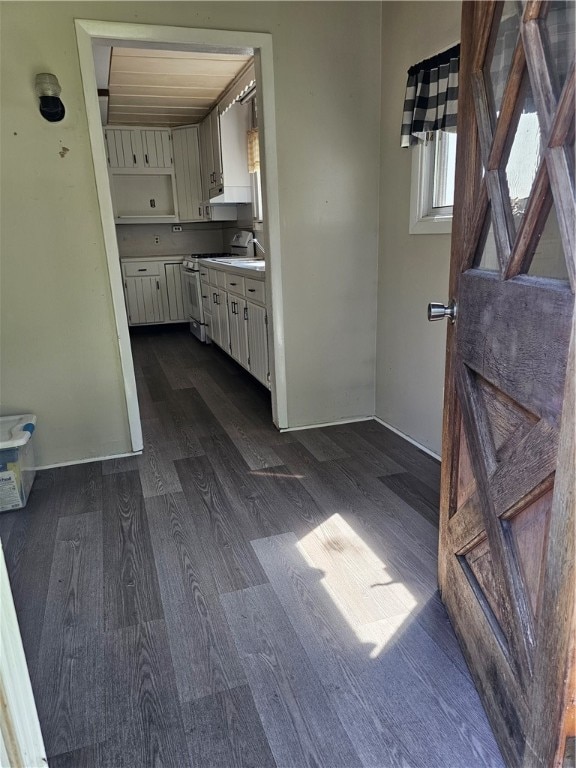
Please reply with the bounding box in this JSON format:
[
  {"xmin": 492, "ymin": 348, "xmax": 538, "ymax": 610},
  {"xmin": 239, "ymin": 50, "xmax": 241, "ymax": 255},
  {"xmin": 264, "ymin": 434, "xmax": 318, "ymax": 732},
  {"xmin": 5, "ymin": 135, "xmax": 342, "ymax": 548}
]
[{"xmin": 409, "ymin": 132, "xmax": 455, "ymax": 235}]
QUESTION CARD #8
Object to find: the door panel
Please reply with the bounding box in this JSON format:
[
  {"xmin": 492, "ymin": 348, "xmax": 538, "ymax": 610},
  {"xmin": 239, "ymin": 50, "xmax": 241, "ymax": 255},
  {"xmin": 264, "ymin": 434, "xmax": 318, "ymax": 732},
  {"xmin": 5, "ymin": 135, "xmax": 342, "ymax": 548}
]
[{"xmin": 440, "ymin": 3, "xmax": 575, "ymax": 767}]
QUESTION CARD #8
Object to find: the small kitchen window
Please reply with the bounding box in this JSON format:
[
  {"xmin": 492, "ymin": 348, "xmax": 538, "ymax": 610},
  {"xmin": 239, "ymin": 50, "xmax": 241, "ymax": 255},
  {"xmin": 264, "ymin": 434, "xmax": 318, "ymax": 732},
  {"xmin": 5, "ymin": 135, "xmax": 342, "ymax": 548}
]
[
  {"xmin": 409, "ymin": 131, "xmax": 457, "ymax": 234},
  {"xmin": 401, "ymin": 44, "xmax": 460, "ymax": 235}
]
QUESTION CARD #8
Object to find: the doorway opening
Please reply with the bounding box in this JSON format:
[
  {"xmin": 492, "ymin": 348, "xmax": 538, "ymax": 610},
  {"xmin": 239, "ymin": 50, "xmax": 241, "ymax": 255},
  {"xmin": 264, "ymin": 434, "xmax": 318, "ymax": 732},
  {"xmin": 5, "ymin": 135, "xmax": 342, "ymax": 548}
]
[{"xmin": 75, "ymin": 20, "xmax": 287, "ymax": 454}]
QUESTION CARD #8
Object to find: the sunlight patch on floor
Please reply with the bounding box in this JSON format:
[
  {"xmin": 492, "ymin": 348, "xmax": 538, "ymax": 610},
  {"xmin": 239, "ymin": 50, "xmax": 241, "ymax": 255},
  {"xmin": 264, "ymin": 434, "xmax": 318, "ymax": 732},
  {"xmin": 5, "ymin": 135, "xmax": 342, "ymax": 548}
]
[{"xmin": 297, "ymin": 514, "xmax": 417, "ymax": 658}]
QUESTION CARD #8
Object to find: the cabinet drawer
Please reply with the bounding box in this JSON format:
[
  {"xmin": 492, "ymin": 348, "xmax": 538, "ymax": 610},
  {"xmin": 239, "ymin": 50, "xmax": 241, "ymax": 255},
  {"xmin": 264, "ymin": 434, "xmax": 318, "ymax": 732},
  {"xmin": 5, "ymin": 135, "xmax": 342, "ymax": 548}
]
[
  {"xmin": 226, "ymin": 274, "xmax": 245, "ymax": 295},
  {"xmin": 123, "ymin": 261, "xmax": 161, "ymax": 277},
  {"xmin": 209, "ymin": 269, "xmax": 219, "ymax": 285},
  {"xmin": 245, "ymin": 278, "xmax": 265, "ymax": 304}
]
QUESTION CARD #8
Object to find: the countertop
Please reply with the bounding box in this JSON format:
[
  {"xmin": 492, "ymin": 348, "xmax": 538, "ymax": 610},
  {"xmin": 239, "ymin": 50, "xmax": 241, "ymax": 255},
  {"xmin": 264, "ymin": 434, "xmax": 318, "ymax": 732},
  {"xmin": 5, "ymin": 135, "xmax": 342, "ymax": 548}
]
[{"xmin": 198, "ymin": 257, "xmax": 266, "ymax": 279}]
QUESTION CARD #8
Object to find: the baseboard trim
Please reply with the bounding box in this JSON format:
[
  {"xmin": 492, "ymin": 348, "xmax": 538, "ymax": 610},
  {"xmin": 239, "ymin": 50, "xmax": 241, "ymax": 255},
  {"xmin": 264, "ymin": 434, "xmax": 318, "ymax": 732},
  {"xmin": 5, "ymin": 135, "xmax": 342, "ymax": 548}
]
[
  {"xmin": 280, "ymin": 416, "xmax": 373, "ymax": 433},
  {"xmin": 36, "ymin": 450, "xmax": 142, "ymax": 471},
  {"xmin": 373, "ymin": 417, "xmax": 441, "ymax": 461}
]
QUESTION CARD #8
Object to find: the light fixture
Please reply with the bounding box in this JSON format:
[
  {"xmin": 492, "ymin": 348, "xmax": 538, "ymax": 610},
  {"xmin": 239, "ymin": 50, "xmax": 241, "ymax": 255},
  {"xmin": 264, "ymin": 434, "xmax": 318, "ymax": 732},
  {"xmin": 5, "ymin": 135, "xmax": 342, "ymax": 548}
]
[{"xmin": 35, "ymin": 73, "xmax": 65, "ymax": 122}]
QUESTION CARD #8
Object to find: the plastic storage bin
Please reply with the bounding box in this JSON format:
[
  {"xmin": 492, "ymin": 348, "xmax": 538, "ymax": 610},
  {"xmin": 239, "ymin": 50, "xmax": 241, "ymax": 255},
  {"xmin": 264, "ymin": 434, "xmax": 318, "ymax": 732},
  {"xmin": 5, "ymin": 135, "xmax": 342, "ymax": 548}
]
[{"xmin": 0, "ymin": 414, "xmax": 37, "ymax": 512}]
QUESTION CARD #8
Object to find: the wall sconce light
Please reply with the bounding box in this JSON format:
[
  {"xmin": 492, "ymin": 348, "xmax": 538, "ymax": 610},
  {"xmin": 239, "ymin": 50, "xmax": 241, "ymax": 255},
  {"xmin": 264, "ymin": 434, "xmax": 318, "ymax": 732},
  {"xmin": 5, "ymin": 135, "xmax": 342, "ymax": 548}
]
[{"xmin": 35, "ymin": 73, "xmax": 65, "ymax": 122}]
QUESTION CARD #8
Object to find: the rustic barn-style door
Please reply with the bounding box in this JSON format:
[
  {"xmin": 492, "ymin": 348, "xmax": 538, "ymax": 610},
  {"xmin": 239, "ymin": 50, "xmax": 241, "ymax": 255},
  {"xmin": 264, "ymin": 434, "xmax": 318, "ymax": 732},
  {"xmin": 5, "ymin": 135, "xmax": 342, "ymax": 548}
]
[{"xmin": 437, "ymin": 2, "xmax": 575, "ymax": 766}]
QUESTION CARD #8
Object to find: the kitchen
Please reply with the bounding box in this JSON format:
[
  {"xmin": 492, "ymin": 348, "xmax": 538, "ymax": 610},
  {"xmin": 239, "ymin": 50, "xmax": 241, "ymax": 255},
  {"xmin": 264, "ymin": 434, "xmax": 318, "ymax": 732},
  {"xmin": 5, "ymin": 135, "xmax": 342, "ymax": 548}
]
[{"xmin": 95, "ymin": 42, "xmax": 275, "ymax": 433}]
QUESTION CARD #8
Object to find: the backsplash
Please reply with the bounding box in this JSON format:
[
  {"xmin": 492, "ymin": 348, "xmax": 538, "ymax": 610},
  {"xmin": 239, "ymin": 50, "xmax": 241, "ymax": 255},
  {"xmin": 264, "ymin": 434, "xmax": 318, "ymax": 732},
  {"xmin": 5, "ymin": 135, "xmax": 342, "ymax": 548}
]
[{"xmin": 116, "ymin": 223, "xmax": 225, "ymax": 257}]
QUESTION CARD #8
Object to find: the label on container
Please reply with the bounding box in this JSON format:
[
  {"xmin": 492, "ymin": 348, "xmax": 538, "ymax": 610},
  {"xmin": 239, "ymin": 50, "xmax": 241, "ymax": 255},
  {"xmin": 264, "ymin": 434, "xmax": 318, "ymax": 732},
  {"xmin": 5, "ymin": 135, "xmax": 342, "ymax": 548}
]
[{"xmin": 0, "ymin": 471, "xmax": 24, "ymax": 510}]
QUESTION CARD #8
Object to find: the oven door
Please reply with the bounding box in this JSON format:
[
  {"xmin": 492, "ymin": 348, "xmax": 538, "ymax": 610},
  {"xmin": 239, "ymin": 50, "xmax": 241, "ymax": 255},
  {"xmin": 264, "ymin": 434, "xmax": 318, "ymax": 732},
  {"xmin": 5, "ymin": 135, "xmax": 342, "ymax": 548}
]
[{"xmin": 181, "ymin": 266, "xmax": 205, "ymax": 342}]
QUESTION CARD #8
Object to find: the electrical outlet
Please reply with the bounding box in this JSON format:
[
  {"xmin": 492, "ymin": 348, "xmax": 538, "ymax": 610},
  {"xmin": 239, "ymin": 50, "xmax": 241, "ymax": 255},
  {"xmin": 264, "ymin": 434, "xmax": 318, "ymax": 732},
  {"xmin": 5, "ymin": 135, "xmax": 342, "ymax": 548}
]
[
  {"xmin": 172, "ymin": 225, "xmax": 183, "ymax": 233},
  {"xmin": 154, "ymin": 236, "xmax": 160, "ymax": 244}
]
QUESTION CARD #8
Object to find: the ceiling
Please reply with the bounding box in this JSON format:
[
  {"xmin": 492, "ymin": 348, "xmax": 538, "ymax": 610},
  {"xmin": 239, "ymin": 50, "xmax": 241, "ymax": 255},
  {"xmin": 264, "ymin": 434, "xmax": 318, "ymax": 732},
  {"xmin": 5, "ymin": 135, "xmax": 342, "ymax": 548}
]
[{"xmin": 101, "ymin": 47, "xmax": 252, "ymax": 127}]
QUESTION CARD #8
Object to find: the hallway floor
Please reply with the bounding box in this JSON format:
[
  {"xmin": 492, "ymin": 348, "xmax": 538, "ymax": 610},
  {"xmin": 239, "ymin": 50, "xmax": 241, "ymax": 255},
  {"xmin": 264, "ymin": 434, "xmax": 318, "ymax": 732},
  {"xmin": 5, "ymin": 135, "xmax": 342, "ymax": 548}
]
[{"xmin": 1, "ymin": 327, "xmax": 504, "ymax": 767}]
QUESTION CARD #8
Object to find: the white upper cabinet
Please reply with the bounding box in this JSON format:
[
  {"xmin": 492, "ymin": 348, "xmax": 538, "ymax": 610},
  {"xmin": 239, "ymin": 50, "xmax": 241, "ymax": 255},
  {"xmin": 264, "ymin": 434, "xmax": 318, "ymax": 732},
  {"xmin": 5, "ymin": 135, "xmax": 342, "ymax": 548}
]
[
  {"xmin": 172, "ymin": 125, "xmax": 205, "ymax": 222},
  {"xmin": 199, "ymin": 102, "xmax": 251, "ymax": 204},
  {"xmin": 105, "ymin": 128, "xmax": 172, "ymax": 170}
]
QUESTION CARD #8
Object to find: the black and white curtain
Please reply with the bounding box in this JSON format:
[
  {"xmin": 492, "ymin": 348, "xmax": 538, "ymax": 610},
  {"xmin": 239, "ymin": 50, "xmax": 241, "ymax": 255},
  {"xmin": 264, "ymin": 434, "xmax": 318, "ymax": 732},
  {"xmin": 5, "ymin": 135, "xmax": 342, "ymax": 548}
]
[{"xmin": 400, "ymin": 44, "xmax": 460, "ymax": 148}]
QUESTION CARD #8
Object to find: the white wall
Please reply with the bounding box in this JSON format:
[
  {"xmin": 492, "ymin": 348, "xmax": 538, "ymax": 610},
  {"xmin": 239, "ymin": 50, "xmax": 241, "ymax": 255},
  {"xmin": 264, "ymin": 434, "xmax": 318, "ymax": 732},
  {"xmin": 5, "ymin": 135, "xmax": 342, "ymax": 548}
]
[
  {"xmin": 0, "ymin": 2, "xmax": 381, "ymax": 465},
  {"xmin": 376, "ymin": 1, "xmax": 461, "ymax": 457}
]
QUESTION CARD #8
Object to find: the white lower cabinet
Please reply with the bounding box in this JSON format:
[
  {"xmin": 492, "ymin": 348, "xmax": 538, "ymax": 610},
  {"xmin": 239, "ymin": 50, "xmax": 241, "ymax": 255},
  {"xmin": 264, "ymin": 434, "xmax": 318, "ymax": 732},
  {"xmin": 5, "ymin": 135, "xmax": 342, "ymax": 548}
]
[
  {"xmin": 228, "ymin": 296, "xmax": 249, "ymax": 369},
  {"xmin": 124, "ymin": 275, "xmax": 164, "ymax": 325},
  {"xmin": 201, "ymin": 262, "xmax": 269, "ymax": 388},
  {"xmin": 246, "ymin": 300, "xmax": 269, "ymax": 386},
  {"xmin": 207, "ymin": 287, "xmax": 230, "ymax": 350},
  {"xmin": 122, "ymin": 258, "xmax": 186, "ymax": 326},
  {"xmin": 164, "ymin": 263, "xmax": 186, "ymax": 321}
]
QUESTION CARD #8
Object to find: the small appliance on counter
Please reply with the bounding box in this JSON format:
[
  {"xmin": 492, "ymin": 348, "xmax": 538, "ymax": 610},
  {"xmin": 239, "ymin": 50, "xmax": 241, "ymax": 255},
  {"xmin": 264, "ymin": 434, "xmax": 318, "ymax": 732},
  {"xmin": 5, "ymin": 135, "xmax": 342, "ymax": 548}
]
[{"xmin": 181, "ymin": 230, "xmax": 254, "ymax": 342}]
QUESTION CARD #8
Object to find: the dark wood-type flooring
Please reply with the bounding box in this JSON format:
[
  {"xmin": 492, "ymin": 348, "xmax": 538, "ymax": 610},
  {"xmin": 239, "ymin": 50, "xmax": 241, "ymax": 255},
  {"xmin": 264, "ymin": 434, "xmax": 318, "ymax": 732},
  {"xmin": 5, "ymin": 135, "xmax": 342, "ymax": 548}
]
[{"xmin": 1, "ymin": 327, "xmax": 505, "ymax": 768}]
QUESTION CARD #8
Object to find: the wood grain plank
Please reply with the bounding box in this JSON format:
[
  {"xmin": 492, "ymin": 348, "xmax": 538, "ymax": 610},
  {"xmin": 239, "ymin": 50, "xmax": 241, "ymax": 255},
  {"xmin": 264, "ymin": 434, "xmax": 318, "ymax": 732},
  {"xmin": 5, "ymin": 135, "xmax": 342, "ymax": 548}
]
[
  {"xmin": 187, "ymin": 367, "xmax": 282, "ymax": 470},
  {"xmin": 294, "ymin": 428, "xmax": 349, "ymax": 462},
  {"xmin": 102, "ymin": 470, "xmax": 163, "ymax": 630},
  {"xmin": 174, "ymin": 455, "xmax": 268, "ymax": 593},
  {"xmin": 275, "ymin": 442, "xmax": 439, "ymax": 569},
  {"xmin": 200, "ymin": 432, "xmax": 286, "ymax": 541},
  {"xmin": 439, "ymin": 0, "xmax": 485, "ymax": 597},
  {"xmin": 34, "ymin": 513, "xmax": 105, "ymax": 757},
  {"xmin": 527, "ymin": 325, "xmax": 575, "ymax": 768},
  {"xmin": 145, "ymin": 492, "xmax": 246, "ymax": 703},
  {"xmin": 379, "ymin": 472, "xmax": 440, "ymax": 528},
  {"xmin": 350, "ymin": 420, "xmax": 441, "ymax": 490},
  {"xmin": 359, "ymin": 617, "xmax": 505, "ymax": 767},
  {"xmin": 321, "ymin": 427, "xmax": 405, "ymax": 476},
  {"xmin": 2, "ymin": 484, "xmax": 60, "ymax": 668},
  {"xmin": 137, "ymin": 439, "xmax": 183, "ymax": 498},
  {"xmin": 104, "ymin": 619, "xmax": 190, "ymax": 768},
  {"xmin": 293, "ymin": 512, "xmax": 414, "ymax": 626},
  {"xmin": 221, "ymin": 583, "xmax": 363, "ymax": 768},
  {"xmin": 457, "ymin": 271, "xmax": 573, "ymax": 421},
  {"xmin": 251, "ymin": 532, "xmax": 418, "ymax": 768},
  {"xmin": 181, "ymin": 686, "xmax": 277, "ymax": 768}
]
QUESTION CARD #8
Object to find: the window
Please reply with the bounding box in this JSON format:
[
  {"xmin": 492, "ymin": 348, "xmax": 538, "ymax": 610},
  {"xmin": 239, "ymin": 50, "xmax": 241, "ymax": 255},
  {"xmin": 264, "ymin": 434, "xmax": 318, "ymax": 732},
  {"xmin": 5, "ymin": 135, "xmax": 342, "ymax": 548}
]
[{"xmin": 409, "ymin": 131, "xmax": 457, "ymax": 235}]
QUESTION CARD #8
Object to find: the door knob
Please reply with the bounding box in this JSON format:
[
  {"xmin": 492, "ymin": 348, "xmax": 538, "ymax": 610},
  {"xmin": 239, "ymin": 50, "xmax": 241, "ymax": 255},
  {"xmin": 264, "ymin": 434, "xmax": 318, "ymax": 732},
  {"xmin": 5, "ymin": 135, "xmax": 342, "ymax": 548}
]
[{"xmin": 428, "ymin": 299, "xmax": 457, "ymax": 323}]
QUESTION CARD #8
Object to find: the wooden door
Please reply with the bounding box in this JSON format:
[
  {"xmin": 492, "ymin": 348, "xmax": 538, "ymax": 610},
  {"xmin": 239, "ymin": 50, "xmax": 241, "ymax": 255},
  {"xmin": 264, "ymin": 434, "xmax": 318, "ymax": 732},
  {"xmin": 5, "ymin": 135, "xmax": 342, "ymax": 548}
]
[{"xmin": 439, "ymin": 2, "xmax": 575, "ymax": 767}]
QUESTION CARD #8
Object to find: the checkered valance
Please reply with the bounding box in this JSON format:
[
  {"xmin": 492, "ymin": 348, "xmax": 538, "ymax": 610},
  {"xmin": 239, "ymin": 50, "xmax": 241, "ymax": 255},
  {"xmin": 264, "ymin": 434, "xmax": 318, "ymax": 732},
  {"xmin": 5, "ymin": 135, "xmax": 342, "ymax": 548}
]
[{"xmin": 400, "ymin": 44, "xmax": 460, "ymax": 148}]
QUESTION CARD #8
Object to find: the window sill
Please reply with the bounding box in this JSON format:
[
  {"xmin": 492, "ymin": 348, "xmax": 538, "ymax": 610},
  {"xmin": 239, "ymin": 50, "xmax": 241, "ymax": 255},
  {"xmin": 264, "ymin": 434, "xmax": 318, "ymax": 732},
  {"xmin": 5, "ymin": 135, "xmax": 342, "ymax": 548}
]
[{"xmin": 409, "ymin": 214, "xmax": 452, "ymax": 235}]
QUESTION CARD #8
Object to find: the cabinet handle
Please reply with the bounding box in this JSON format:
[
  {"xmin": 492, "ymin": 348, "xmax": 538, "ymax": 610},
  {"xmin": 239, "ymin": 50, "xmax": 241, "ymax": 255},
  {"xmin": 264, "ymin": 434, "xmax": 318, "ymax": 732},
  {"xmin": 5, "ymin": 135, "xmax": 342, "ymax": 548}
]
[
  {"xmin": 229, "ymin": 282, "xmax": 237, "ymax": 286},
  {"xmin": 202, "ymin": 294, "xmax": 208, "ymax": 299},
  {"xmin": 145, "ymin": 154, "xmax": 149, "ymax": 164},
  {"xmin": 150, "ymin": 199, "xmax": 156, "ymax": 208},
  {"xmin": 133, "ymin": 154, "xmax": 137, "ymax": 165},
  {"xmin": 198, "ymin": 206, "xmax": 203, "ymax": 217},
  {"xmin": 244, "ymin": 306, "xmax": 248, "ymax": 321},
  {"xmin": 248, "ymin": 288, "xmax": 255, "ymax": 292},
  {"xmin": 138, "ymin": 268, "xmax": 147, "ymax": 272},
  {"xmin": 156, "ymin": 280, "xmax": 160, "ymax": 290},
  {"xmin": 212, "ymin": 292, "xmax": 217, "ymax": 304}
]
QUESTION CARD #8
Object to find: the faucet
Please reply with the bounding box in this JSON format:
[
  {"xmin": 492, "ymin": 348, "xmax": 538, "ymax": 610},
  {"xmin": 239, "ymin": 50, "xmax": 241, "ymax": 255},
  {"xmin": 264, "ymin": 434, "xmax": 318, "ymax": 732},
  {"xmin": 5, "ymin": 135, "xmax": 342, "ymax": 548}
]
[{"xmin": 247, "ymin": 236, "xmax": 266, "ymax": 255}]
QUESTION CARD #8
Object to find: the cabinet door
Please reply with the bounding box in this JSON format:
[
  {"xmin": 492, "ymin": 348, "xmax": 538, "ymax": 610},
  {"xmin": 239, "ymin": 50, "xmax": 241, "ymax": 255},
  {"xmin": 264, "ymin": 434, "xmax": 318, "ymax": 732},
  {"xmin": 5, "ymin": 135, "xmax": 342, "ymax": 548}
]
[
  {"xmin": 228, "ymin": 297, "xmax": 249, "ymax": 369},
  {"xmin": 216, "ymin": 289, "xmax": 230, "ymax": 353},
  {"xmin": 172, "ymin": 126, "xmax": 205, "ymax": 222},
  {"xmin": 164, "ymin": 264, "xmax": 186, "ymax": 321},
  {"xmin": 112, "ymin": 174, "xmax": 175, "ymax": 218},
  {"xmin": 141, "ymin": 130, "xmax": 172, "ymax": 168},
  {"xmin": 246, "ymin": 301, "xmax": 269, "ymax": 386},
  {"xmin": 124, "ymin": 276, "xmax": 164, "ymax": 325},
  {"xmin": 209, "ymin": 288, "xmax": 221, "ymax": 346},
  {"xmin": 209, "ymin": 108, "xmax": 223, "ymax": 187},
  {"xmin": 198, "ymin": 117, "xmax": 214, "ymax": 200},
  {"xmin": 105, "ymin": 128, "xmax": 138, "ymax": 168}
]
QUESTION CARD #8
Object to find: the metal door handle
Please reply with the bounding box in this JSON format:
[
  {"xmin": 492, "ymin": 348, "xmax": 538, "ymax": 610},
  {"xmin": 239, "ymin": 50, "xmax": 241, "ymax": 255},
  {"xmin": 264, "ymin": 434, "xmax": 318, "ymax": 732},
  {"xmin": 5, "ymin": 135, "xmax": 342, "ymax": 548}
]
[{"xmin": 428, "ymin": 300, "xmax": 457, "ymax": 323}]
